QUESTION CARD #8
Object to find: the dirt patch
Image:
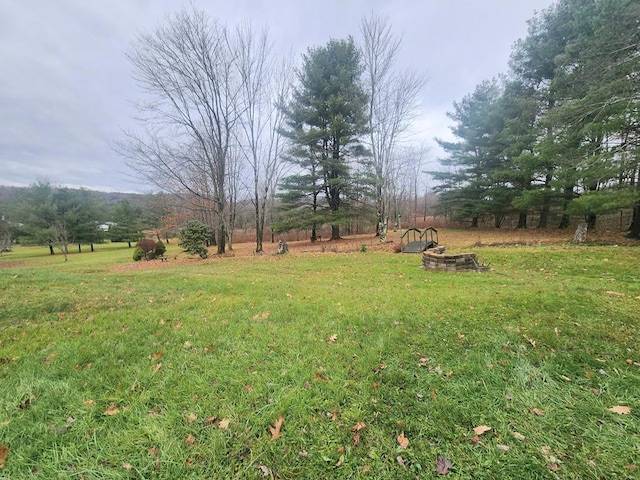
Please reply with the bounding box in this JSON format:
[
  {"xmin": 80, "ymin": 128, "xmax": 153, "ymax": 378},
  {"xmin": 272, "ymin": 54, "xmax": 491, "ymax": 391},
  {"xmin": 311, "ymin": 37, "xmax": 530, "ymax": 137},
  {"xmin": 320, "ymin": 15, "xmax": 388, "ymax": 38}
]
[
  {"xmin": 0, "ymin": 260, "xmax": 25, "ymax": 270},
  {"xmin": 107, "ymin": 229, "xmax": 637, "ymax": 273},
  {"xmin": 108, "ymin": 236, "xmax": 395, "ymax": 273}
]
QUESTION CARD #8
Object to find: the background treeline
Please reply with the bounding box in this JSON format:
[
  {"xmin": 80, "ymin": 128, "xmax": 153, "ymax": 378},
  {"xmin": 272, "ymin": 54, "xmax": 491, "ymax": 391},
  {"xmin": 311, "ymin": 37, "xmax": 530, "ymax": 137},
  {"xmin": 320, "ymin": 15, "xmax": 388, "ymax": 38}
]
[
  {"xmin": 434, "ymin": 0, "xmax": 640, "ymax": 237},
  {"xmin": 3, "ymin": 0, "xmax": 639, "ymax": 256}
]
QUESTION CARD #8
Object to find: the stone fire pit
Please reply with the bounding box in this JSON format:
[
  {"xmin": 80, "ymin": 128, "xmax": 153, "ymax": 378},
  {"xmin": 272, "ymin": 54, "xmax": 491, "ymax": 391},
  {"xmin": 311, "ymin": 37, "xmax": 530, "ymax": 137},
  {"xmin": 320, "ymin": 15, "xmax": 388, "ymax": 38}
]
[{"xmin": 422, "ymin": 247, "xmax": 489, "ymax": 272}]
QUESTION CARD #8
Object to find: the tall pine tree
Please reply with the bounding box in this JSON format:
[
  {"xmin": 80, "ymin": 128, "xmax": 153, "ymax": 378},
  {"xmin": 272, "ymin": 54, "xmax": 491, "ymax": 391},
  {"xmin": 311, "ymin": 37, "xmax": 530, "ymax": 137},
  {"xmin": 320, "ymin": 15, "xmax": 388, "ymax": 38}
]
[{"xmin": 278, "ymin": 38, "xmax": 369, "ymax": 240}]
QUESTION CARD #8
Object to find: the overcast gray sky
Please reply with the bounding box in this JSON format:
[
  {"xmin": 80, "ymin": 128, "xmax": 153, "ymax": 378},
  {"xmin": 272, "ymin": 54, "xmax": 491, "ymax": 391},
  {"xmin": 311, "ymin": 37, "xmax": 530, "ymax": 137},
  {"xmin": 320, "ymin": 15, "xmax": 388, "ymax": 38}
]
[{"xmin": 0, "ymin": 0, "xmax": 554, "ymax": 193}]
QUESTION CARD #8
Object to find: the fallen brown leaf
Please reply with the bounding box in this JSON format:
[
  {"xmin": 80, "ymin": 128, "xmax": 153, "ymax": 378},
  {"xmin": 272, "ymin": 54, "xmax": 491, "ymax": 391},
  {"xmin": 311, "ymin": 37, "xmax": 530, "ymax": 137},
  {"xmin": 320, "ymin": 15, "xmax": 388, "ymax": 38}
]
[
  {"xmin": 435, "ymin": 455, "xmax": 452, "ymax": 475},
  {"xmin": 185, "ymin": 434, "xmax": 196, "ymax": 446},
  {"xmin": 104, "ymin": 404, "xmax": 120, "ymax": 416},
  {"xmin": 150, "ymin": 351, "xmax": 163, "ymax": 361},
  {"xmin": 473, "ymin": 425, "xmax": 492, "ymax": 435},
  {"xmin": 396, "ymin": 456, "xmax": 407, "ymax": 469},
  {"xmin": 608, "ymin": 405, "xmax": 631, "ymax": 415},
  {"xmin": 0, "ymin": 444, "xmax": 8, "ymax": 469},
  {"xmin": 187, "ymin": 413, "xmax": 197, "ymax": 424},
  {"xmin": 606, "ymin": 291, "xmax": 625, "ymax": 297},
  {"xmin": 218, "ymin": 419, "xmax": 230, "ymax": 430},
  {"xmin": 350, "ymin": 421, "xmax": 366, "ymax": 432},
  {"xmin": 269, "ymin": 415, "xmax": 284, "ymax": 440},
  {"xmin": 397, "ymin": 432, "xmax": 409, "ymax": 449},
  {"xmin": 152, "ymin": 363, "xmax": 162, "ymax": 373},
  {"xmin": 204, "ymin": 416, "xmax": 218, "ymax": 426},
  {"xmin": 548, "ymin": 462, "xmax": 560, "ymax": 472},
  {"xmin": 313, "ymin": 372, "xmax": 328, "ymax": 381},
  {"xmin": 328, "ymin": 333, "xmax": 338, "ymax": 343},
  {"xmin": 512, "ymin": 432, "xmax": 526, "ymax": 441},
  {"xmin": 43, "ymin": 352, "xmax": 57, "ymax": 365},
  {"xmin": 496, "ymin": 444, "xmax": 510, "ymax": 452},
  {"xmin": 84, "ymin": 399, "xmax": 95, "ymax": 407},
  {"xmin": 352, "ymin": 433, "xmax": 361, "ymax": 445},
  {"xmin": 531, "ymin": 408, "xmax": 545, "ymax": 416}
]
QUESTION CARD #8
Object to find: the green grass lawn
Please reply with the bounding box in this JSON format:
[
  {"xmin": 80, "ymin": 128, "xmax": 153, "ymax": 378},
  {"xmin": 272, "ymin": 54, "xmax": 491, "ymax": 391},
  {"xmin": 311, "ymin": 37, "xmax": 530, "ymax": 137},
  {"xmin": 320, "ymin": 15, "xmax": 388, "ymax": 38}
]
[{"xmin": 0, "ymin": 239, "xmax": 638, "ymax": 479}]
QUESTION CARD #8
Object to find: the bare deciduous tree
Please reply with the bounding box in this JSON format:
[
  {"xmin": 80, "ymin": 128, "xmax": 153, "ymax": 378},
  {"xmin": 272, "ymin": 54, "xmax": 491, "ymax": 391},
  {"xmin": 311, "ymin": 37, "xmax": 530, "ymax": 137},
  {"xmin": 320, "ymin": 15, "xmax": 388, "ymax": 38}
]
[
  {"xmin": 235, "ymin": 24, "xmax": 292, "ymax": 253},
  {"xmin": 117, "ymin": 8, "xmax": 244, "ymax": 254},
  {"xmin": 360, "ymin": 14, "xmax": 427, "ymax": 242},
  {"xmin": 50, "ymin": 220, "xmax": 69, "ymax": 262}
]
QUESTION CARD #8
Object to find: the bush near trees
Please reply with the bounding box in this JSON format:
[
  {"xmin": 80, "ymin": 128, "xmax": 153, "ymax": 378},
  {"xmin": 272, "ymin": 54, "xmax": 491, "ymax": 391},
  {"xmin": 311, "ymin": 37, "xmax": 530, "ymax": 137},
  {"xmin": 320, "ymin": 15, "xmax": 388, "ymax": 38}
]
[
  {"xmin": 132, "ymin": 238, "xmax": 165, "ymax": 261},
  {"xmin": 179, "ymin": 221, "xmax": 210, "ymax": 258}
]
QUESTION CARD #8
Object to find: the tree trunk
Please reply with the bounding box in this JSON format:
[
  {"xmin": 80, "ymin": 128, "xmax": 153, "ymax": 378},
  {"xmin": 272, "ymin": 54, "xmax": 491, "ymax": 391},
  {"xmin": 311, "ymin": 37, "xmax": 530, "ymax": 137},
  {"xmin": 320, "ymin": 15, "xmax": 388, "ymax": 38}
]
[
  {"xmin": 378, "ymin": 217, "xmax": 388, "ymax": 243},
  {"xmin": 216, "ymin": 225, "xmax": 225, "ymax": 254},
  {"xmin": 586, "ymin": 213, "xmax": 596, "ymax": 231},
  {"xmin": 78, "ymin": 243, "xmax": 82, "ymax": 253},
  {"xmin": 254, "ymin": 189, "xmax": 263, "ymax": 253},
  {"xmin": 49, "ymin": 244, "xmax": 55, "ymax": 255},
  {"xmin": 538, "ymin": 173, "xmax": 552, "ymax": 228},
  {"xmin": 517, "ymin": 211, "xmax": 527, "ymax": 229},
  {"xmin": 331, "ymin": 224, "xmax": 340, "ymax": 240},
  {"xmin": 558, "ymin": 183, "xmax": 574, "ymax": 228},
  {"xmin": 628, "ymin": 203, "xmax": 640, "ymax": 238},
  {"xmin": 90, "ymin": 243, "xmax": 94, "ymax": 252},
  {"xmin": 127, "ymin": 241, "xmax": 132, "ymax": 248},
  {"xmin": 471, "ymin": 217, "xmax": 478, "ymax": 228}
]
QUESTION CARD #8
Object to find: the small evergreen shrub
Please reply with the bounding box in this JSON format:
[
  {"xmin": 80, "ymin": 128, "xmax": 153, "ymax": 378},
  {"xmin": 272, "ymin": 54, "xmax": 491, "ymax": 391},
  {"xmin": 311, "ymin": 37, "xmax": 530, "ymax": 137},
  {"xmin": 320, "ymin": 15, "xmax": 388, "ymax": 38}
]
[
  {"xmin": 179, "ymin": 221, "xmax": 210, "ymax": 258},
  {"xmin": 155, "ymin": 240, "xmax": 166, "ymax": 257},
  {"xmin": 132, "ymin": 246, "xmax": 145, "ymax": 261}
]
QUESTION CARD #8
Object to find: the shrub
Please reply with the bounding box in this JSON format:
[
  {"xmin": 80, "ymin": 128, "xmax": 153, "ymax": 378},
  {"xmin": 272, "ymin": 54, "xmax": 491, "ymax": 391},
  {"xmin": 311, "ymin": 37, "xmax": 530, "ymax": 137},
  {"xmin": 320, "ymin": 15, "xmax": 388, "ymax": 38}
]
[
  {"xmin": 132, "ymin": 246, "xmax": 144, "ymax": 261},
  {"xmin": 155, "ymin": 240, "xmax": 166, "ymax": 257},
  {"xmin": 179, "ymin": 221, "xmax": 210, "ymax": 258},
  {"xmin": 136, "ymin": 238, "xmax": 157, "ymax": 254}
]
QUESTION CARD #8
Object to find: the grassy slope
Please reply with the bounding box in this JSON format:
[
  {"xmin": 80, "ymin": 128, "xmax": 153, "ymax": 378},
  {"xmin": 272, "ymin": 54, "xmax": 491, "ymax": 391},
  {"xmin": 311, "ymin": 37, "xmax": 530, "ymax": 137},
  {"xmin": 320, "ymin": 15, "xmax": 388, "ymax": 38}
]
[{"xmin": 0, "ymin": 239, "xmax": 638, "ymax": 479}]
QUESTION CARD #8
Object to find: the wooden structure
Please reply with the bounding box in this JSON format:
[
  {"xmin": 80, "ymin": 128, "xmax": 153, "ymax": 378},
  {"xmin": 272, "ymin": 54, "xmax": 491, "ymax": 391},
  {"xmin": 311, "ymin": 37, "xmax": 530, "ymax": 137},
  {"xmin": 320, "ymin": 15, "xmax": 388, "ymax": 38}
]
[{"xmin": 400, "ymin": 227, "xmax": 438, "ymax": 253}]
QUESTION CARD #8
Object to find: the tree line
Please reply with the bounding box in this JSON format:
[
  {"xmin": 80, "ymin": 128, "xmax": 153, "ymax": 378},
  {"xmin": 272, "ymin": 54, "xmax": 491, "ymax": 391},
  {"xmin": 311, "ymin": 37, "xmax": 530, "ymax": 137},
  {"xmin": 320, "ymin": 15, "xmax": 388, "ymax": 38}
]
[
  {"xmin": 0, "ymin": 183, "xmax": 172, "ymax": 260},
  {"xmin": 433, "ymin": 0, "xmax": 640, "ymax": 237},
  {"xmin": 115, "ymin": 8, "xmax": 427, "ymax": 253}
]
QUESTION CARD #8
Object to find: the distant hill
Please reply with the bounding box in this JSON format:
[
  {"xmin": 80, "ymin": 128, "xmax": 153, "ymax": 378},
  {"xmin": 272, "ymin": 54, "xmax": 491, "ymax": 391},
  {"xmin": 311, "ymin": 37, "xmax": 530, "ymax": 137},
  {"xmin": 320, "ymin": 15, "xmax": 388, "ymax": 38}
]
[{"xmin": 0, "ymin": 185, "xmax": 148, "ymax": 207}]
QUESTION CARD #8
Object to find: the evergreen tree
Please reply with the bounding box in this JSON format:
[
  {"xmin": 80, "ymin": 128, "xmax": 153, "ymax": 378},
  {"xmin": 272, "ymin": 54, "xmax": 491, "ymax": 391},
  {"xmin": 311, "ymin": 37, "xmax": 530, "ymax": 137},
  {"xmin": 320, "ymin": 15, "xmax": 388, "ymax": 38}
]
[
  {"xmin": 109, "ymin": 200, "xmax": 143, "ymax": 247},
  {"xmin": 278, "ymin": 38, "xmax": 370, "ymax": 240},
  {"xmin": 433, "ymin": 80, "xmax": 505, "ymax": 227}
]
